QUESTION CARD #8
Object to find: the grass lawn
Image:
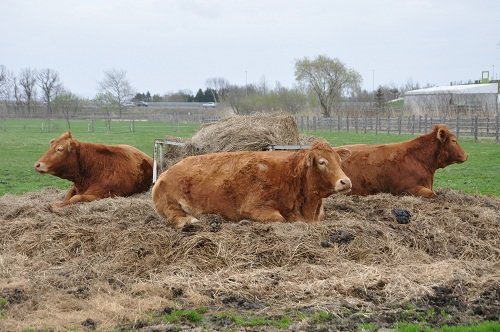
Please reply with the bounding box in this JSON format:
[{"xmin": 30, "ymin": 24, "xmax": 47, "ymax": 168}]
[{"xmin": 0, "ymin": 118, "xmax": 498, "ymax": 197}]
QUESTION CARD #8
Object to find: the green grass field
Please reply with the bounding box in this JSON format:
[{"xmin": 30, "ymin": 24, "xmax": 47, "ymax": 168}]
[{"xmin": 0, "ymin": 118, "xmax": 499, "ymax": 197}]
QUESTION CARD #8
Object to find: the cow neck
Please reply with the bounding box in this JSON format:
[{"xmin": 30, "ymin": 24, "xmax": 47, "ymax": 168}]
[
  {"xmin": 302, "ymin": 151, "xmax": 324, "ymax": 198},
  {"xmin": 407, "ymin": 131, "xmax": 441, "ymax": 173},
  {"xmin": 72, "ymin": 141, "xmax": 92, "ymax": 185},
  {"xmin": 289, "ymin": 151, "xmax": 311, "ymax": 197}
]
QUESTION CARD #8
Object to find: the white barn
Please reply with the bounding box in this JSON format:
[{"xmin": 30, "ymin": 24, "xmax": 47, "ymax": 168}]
[{"xmin": 405, "ymin": 83, "xmax": 499, "ymax": 117}]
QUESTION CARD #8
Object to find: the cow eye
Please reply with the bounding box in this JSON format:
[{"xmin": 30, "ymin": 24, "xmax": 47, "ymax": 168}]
[
  {"xmin": 318, "ymin": 159, "xmax": 328, "ymax": 166},
  {"xmin": 56, "ymin": 146, "xmax": 64, "ymax": 152}
]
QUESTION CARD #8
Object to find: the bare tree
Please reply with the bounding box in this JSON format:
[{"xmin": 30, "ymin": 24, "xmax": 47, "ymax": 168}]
[
  {"xmin": 98, "ymin": 69, "xmax": 134, "ymax": 118},
  {"xmin": 53, "ymin": 90, "xmax": 82, "ymax": 129},
  {"xmin": 205, "ymin": 77, "xmax": 230, "ymax": 102},
  {"xmin": 94, "ymin": 92, "xmax": 117, "ymax": 132},
  {"xmin": 225, "ymin": 85, "xmax": 247, "ymax": 114},
  {"xmin": 19, "ymin": 68, "xmax": 38, "ymax": 114},
  {"xmin": 295, "ymin": 55, "xmax": 362, "ymax": 117},
  {"xmin": 38, "ymin": 68, "xmax": 63, "ymax": 116},
  {"xmin": 0, "ymin": 65, "xmax": 10, "ymax": 99}
]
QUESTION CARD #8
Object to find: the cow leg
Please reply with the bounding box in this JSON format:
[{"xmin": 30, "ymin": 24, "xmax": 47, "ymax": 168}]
[
  {"xmin": 156, "ymin": 201, "xmax": 199, "ymax": 230},
  {"xmin": 301, "ymin": 200, "xmax": 323, "ymax": 223},
  {"xmin": 52, "ymin": 185, "xmax": 77, "ymax": 207},
  {"xmin": 246, "ymin": 208, "xmax": 286, "ymax": 223},
  {"xmin": 68, "ymin": 194, "xmax": 102, "ymax": 204},
  {"xmin": 410, "ymin": 186, "xmax": 436, "ymax": 198}
]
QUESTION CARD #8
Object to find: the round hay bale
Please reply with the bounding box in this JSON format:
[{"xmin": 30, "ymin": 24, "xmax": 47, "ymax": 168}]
[{"xmin": 188, "ymin": 112, "xmax": 300, "ymax": 154}]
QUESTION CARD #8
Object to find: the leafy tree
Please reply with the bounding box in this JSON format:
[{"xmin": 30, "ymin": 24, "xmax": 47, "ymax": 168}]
[
  {"xmin": 295, "ymin": 55, "xmax": 362, "ymax": 117},
  {"xmin": 375, "ymin": 86, "xmax": 385, "ymax": 109},
  {"xmin": 194, "ymin": 88, "xmax": 205, "ymax": 102},
  {"xmin": 97, "ymin": 69, "xmax": 134, "ymax": 117},
  {"xmin": 165, "ymin": 90, "xmax": 194, "ymax": 102}
]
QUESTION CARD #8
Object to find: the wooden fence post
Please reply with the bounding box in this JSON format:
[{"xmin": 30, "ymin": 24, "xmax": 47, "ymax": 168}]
[
  {"xmin": 496, "ymin": 115, "xmax": 499, "ymax": 143},
  {"xmin": 474, "ymin": 115, "xmax": 478, "ymax": 142},
  {"xmin": 337, "ymin": 115, "xmax": 341, "ymax": 131},
  {"xmin": 375, "ymin": 116, "xmax": 379, "ymax": 135},
  {"xmin": 363, "ymin": 113, "xmax": 367, "ymax": 134},
  {"xmin": 456, "ymin": 115, "xmax": 459, "ymax": 138},
  {"xmin": 387, "ymin": 115, "xmax": 390, "ymax": 135},
  {"xmin": 346, "ymin": 114, "xmax": 350, "ymax": 132}
]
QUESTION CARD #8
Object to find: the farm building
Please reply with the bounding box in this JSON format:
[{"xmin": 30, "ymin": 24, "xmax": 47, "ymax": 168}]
[{"xmin": 404, "ymin": 83, "xmax": 499, "ymax": 117}]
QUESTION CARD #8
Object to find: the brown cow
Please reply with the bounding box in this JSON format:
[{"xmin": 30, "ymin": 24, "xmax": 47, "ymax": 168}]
[
  {"xmin": 337, "ymin": 124, "xmax": 467, "ymax": 198},
  {"xmin": 152, "ymin": 140, "xmax": 352, "ymax": 229},
  {"xmin": 34, "ymin": 131, "xmax": 153, "ymax": 207}
]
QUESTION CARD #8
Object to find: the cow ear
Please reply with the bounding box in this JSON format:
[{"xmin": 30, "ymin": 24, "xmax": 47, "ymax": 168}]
[
  {"xmin": 437, "ymin": 127, "xmax": 447, "ymax": 143},
  {"xmin": 306, "ymin": 151, "xmax": 313, "ymax": 167},
  {"xmin": 67, "ymin": 140, "xmax": 75, "ymax": 152},
  {"xmin": 336, "ymin": 148, "xmax": 351, "ymax": 162}
]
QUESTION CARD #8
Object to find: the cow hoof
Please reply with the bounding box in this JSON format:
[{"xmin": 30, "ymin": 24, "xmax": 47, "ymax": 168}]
[{"xmin": 51, "ymin": 202, "xmax": 66, "ymax": 209}]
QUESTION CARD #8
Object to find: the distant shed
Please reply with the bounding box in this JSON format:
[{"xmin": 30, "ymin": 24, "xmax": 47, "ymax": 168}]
[{"xmin": 405, "ymin": 83, "xmax": 499, "ymax": 117}]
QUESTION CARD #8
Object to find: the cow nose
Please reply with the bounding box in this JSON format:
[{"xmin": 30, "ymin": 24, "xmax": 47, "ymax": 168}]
[
  {"xmin": 335, "ymin": 177, "xmax": 352, "ymax": 192},
  {"xmin": 34, "ymin": 162, "xmax": 40, "ymax": 169},
  {"xmin": 340, "ymin": 178, "xmax": 352, "ymax": 189}
]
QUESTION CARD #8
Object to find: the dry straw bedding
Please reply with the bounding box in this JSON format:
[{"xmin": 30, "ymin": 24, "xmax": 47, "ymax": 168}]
[
  {"xmin": 161, "ymin": 112, "xmax": 305, "ymax": 168},
  {"xmin": 0, "ymin": 188, "xmax": 499, "ymax": 331}
]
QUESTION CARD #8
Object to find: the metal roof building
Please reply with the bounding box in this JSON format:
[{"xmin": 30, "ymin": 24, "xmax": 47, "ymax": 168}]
[{"xmin": 404, "ymin": 83, "xmax": 499, "ymax": 117}]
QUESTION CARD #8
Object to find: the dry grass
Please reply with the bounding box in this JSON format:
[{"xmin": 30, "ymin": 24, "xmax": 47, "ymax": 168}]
[
  {"xmin": 0, "ymin": 187, "xmax": 499, "ymax": 331},
  {"xmin": 161, "ymin": 112, "xmax": 301, "ymax": 168}
]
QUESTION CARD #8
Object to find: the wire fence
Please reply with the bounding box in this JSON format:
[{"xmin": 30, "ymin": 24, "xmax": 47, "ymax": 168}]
[
  {"xmin": 295, "ymin": 114, "xmax": 500, "ymax": 142},
  {"xmin": 1, "ymin": 113, "xmax": 498, "ymax": 142}
]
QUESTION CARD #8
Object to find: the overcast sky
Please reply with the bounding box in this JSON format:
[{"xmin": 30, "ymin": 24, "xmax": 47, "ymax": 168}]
[{"xmin": 2, "ymin": 0, "xmax": 499, "ymax": 98}]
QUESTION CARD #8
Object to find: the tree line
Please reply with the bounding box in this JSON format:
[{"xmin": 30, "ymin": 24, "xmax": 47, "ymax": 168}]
[{"xmin": 1, "ymin": 56, "xmax": 425, "ymax": 118}]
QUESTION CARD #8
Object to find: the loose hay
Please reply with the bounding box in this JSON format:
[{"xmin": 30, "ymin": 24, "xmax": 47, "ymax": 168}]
[
  {"xmin": 0, "ymin": 188, "xmax": 499, "ymax": 330},
  {"xmin": 160, "ymin": 112, "xmax": 301, "ymax": 169}
]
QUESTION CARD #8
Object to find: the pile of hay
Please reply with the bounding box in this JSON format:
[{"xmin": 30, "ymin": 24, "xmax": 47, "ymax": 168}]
[
  {"xmin": 189, "ymin": 112, "xmax": 300, "ymax": 153},
  {"xmin": 160, "ymin": 112, "xmax": 301, "ymax": 169},
  {"xmin": 0, "ymin": 188, "xmax": 499, "ymax": 330}
]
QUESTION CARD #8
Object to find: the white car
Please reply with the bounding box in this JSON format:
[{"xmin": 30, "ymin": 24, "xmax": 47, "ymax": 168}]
[{"xmin": 202, "ymin": 102, "xmax": 216, "ymax": 108}]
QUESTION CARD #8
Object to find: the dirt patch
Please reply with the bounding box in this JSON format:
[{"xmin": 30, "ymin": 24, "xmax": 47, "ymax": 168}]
[{"xmin": 0, "ymin": 188, "xmax": 499, "ymax": 331}]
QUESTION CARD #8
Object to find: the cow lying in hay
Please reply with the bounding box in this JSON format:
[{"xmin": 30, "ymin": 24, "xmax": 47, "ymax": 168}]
[
  {"xmin": 337, "ymin": 124, "xmax": 467, "ymax": 198},
  {"xmin": 152, "ymin": 140, "xmax": 352, "ymax": 229},
  {"xmin": 34, "ymin": 131, "xmax": 154, "ymax": 207}
]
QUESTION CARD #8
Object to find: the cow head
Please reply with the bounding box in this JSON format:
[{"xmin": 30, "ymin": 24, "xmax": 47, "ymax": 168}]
[
  {"xmin": 34, "ymin": 131, "xmax": 78, "ymax": 178},
  {"xmin": 434, "ymin": 124, "xmax": 468, "ymax": 168},
  {"xmin": 306, "ymin": 140, "xmax": 352, "ymax": 196}
]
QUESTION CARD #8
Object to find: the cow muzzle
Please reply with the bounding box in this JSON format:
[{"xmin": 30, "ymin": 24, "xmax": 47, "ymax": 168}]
[
  {"xmin": 335, "ymin": 177, "xmax": 352, "ymax": 193},
  {"xmin": 34, "ymin": 161, "xmax": 47, "ymax": 173}
]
